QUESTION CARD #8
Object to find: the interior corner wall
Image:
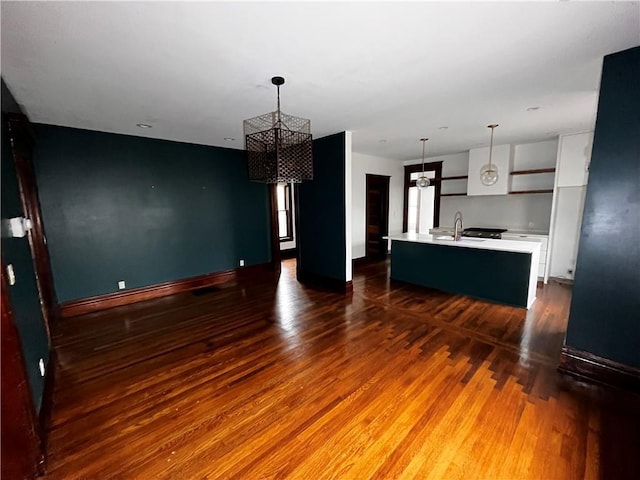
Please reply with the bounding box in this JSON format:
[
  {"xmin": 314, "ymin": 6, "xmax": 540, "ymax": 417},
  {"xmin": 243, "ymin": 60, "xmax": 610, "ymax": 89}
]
[
  {"xmin": 351, "ymin": 151, "xmax": 404, "ymax": 259},
  {"xmin": 32, "ymin": 124, "xmax": 272, "ymax": 303},
  {"xmin": 297, "ymin": 132, "xmax": 348, "ymax": 283},
  {"xmin": 565, "ymin": 46, "xmax": 640, "ymax": 368},
  {"xmin": 1, "ymin": 78, "xmax": 50, "ymax": 412}
]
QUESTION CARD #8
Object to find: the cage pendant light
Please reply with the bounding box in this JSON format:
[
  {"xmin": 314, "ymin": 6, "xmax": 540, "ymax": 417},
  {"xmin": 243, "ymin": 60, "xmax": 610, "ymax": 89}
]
[
  {"xmin": 416, "ymin": 138, "xmax": 430, "ymax": 189},
  {"xmin": 480, "ymin": 124, "xmax": 499, "ymax": 186},
  {"xmin": 244, "ymin": 76, "xmax": 313, "ymax": 184}
]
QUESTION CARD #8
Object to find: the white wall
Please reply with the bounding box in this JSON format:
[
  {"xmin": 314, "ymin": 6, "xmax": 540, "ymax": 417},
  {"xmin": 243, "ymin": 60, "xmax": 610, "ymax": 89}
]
[
  {"xmin": 351, "ymin": 151, "xmax": 404, "ymax": 259},
  {"xmin": 345, "ymin": 132, "xmax": 353, "ymax": 281}
]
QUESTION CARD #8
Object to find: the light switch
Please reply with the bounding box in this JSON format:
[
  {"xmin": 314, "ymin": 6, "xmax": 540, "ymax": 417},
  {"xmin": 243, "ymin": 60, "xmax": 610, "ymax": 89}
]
[{"xmin": 6, "ymin": 264, "xmax": 16, "ymax": 286}]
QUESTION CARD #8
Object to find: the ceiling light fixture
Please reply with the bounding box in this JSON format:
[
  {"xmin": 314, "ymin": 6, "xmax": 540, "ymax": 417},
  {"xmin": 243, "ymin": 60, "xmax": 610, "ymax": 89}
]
[
  {"xmin": 243, "ymin": 76, "xmax": 313, "ymax": 184},
  {"xmin": 224, "ymin": 137, "xmax": 235, "ymax": 141},
  {"xmin": 480, "ymin": 124, "xmax": 499, "ymax": 186},
  {"xmin": 136, "ymin": 123, "xmax": 152, "ymax": 128},
  {"xmin": 526, "ymin": 106, "xmax": 540, "ymax": 111},
  {"xmin": 416, "ymin": 138, "xmax": 430, "ymax": 190},
  {"xmin": 438, "ymin": 126, "xmax": 449, "ymax": 130}
]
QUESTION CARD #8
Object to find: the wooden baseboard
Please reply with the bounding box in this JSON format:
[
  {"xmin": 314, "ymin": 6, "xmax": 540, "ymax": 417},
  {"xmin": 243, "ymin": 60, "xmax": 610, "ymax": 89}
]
[
  {"xmin": 558, "ymin": 345, "xmax": 640, "ymax": 393},
  {"xmin": 60, "ymin": 263, "xmax": 274, "ymax": 317},
  {"xmin": 280, "ymin": 248, "xmax": 297, "ymax": 260},
  {"xmin": 297, "ymin": 270, "xmax": 353, "ymax": 294},
  {"xmin": 352, "ymin": 257, "xmax": 369, "ymax": 266}
]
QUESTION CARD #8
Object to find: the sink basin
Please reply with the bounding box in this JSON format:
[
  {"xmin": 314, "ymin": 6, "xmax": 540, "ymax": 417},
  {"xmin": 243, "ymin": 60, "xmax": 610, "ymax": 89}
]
[{"xmin": 435, "ymin": 235, "xmax": 486, "ymax": 243}]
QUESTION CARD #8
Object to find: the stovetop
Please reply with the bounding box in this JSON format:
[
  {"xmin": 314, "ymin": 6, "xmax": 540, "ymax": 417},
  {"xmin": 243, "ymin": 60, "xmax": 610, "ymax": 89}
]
[{"xmin": 461, "ymin": 227, "xmax": 508, "ymax": 239}]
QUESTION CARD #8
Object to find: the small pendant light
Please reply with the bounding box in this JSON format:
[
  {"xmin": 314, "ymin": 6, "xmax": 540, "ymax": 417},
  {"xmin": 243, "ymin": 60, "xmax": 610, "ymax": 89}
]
[
  {"xmin": 480, "ymin": 124, "xmax": 499, "ymax": 186},
  {"xmin": 416, "ymin": 138, "xmax": 430, "ymax": 189}
]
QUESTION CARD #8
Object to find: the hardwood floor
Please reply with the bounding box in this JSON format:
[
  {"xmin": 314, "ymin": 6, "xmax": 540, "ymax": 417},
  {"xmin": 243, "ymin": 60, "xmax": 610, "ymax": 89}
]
[{"xmin": 45, "ymin": 259, "xmax": 639, "ymax": 479}]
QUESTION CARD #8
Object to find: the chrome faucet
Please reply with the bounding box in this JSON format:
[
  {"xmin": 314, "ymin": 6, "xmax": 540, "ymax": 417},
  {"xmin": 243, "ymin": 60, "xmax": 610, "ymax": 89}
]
[{"xmin": 453, "ymin": 211, "xmax": 464, "ymax": 241}]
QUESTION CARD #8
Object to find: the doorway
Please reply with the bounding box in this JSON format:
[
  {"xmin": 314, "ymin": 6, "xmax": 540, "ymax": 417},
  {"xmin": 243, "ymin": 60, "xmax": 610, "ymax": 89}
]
[{"xmin": 365, "ymin": 174, "xmax": 390, "ymax": 260}]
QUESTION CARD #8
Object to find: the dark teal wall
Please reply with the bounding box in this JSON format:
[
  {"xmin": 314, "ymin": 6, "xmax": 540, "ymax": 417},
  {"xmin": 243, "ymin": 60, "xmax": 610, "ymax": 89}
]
[
  {"xmin": 1, "ymin": 78, "xmax": 50, "ymax": 412},
  {"xmin": 566, "ymin": 46, "xmax": 640, "ymax": 368},
  {"xmin": 297, "ymin": 132, "xmax": 347, "ymax": 282},
  {"xmin": 33, "ymin": 124, "xmax": 272, "ymax": 303}
]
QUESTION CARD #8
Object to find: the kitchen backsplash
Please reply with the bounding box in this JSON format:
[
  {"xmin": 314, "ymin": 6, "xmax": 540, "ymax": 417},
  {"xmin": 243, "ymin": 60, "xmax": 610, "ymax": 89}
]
[{"xmin": 439, "ymin": 193, "xmax": 552, "ymax": 232}]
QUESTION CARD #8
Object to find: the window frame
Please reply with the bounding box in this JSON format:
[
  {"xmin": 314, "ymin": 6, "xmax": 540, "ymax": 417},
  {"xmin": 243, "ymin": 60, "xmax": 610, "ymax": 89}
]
[
  {"xmin": 402, "ymin": 161, "xmax": 443, "ymax": 232},
  {"xmin": 277, "ymin": 183, "xmax": 294, "ymax": 242}
]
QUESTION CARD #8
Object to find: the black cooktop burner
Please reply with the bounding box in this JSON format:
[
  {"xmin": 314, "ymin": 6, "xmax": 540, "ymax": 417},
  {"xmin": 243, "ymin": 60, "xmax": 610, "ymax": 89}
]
[{"xmin": 461, "ymin": 227, "xmax": 507, "ymax": 239}]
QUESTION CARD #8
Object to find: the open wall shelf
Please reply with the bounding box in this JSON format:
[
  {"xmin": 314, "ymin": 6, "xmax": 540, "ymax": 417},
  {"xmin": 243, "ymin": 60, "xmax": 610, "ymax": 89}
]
[
  {"xmin": 509, "ymin": 189, "xmax": 554, "ymax": 195},
  {"xmin": 510, "ymin": 168, "xmax": 556, "ymax": 175}
]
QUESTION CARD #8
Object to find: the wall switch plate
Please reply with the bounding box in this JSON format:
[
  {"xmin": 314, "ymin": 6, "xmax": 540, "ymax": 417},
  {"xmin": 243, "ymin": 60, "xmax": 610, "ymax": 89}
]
[
  {"xmin": 6, "ymin": 264, "xmax": 16, "ymax": 286},
  {"xmin": 39, "ymin": 358, "xmax": 45, "ymax": 377},
  {"xmin": 118, "ymin": 280, "xmax": 126, "ymax": 290},
  {"xmin": 239, "ymin": 259, "xmax": 245, "ymax": 267}
]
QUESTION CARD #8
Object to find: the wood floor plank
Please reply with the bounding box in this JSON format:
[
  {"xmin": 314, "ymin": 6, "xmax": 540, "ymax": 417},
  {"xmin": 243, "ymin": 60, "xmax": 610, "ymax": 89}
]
[{"xmin": 42, "ymin": 259, "xmax": 640, "ymax": 479}]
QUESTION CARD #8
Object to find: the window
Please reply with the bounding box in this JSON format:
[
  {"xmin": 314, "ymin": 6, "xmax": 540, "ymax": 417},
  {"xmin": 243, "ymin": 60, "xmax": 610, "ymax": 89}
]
[
  {"xmin": 277, "ymin": 183, "xmax": 294, "ymax": 242},
  {"xmin": 403, "ymin": 162, "xmax": 443, "ymax": 233}
]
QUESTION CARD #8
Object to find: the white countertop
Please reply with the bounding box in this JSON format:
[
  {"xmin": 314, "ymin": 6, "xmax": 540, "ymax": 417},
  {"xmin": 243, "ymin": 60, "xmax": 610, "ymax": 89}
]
[
  {"xmin": 430, "ymin": 227, "xmax": 549, "ymax": 237},
  {"xmin": 387, "ymin": 233, "xmax": 542, "ymax": 255}
]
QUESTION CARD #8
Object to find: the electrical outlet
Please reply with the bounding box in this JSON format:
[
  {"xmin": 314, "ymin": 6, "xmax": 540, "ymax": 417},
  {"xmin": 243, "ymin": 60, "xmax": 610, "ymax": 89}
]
[
  {"xmin": 39, "ymin": 358, "xmax": 45, "ymax": 377},
  {"xmin": 118, "ymin": 280, "xmax": 126, "ymax": 290},
  {"xmin": 239, "ymin": 259, "xmax": 245, "ymax": 267}
]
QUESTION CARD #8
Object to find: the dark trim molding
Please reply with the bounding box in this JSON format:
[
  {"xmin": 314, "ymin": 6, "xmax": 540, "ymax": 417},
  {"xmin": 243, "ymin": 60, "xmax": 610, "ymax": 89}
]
[
  {"xmin": 353, "ymin": 255, "xmax": 388, "ymax": 267},
  {"xmin": 297, "ymin": 270, "xmax": 353, "ymax": 294},
  {"xmin": 558, "ymin": 345, "xmax": 640, "ymax": 393},
  {"xmin": 280, "ymin": 248, "xmax": 297, "ymax": 260},
  {"xmin": 402, "ymin": 161, "xmax": 443, "ymax": 232},
  {"xmin": 6, "ymin": 112, "xmax": 59, "ymax": 339},
  {"xmin": 60, "ymin": 263, "xmax": 274, "ymax": 318}
]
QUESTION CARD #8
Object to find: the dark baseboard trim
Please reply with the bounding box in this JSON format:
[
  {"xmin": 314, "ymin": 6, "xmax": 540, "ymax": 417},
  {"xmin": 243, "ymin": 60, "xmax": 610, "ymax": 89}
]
[
  {"xmin": 60, "ymin": 263, "xmax": 274, "ymax": 317},
  {"xmin": 352, "ymin": 256, "xmax": 369, "ymax": 266},
  {"xmin": 353, "ymin": 255, "xmax": 389, "ymax": 267},
  {"xmin": 558, "ymin": 345, "xmax": 640, "ymax": 393},
  {"xmin": 280, "ymin": 248, "xmax": 297, "ymax": 260},
  {"xmin": 297, "ymin": 270, "xmax": 353, "ymax": 294}
]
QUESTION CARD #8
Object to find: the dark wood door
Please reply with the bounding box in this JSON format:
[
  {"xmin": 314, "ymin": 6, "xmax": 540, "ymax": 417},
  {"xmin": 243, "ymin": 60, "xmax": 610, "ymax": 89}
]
[
  {"xmin": 366, "ymin": 174, "xmax": 390, "ymax": 259},
  {"xmin": 1, "ymin": 261, "xmax": 44, "ymax": 479},
  {"xmin": 6, "ymin": 113, "xmax": 58, "ymax": 335}
]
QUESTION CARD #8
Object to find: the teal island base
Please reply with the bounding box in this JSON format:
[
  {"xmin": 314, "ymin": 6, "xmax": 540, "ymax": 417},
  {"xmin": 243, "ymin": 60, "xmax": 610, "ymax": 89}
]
[{"xmin": 389, "ymin": 235, "xmax": 540, "ymax": 309}]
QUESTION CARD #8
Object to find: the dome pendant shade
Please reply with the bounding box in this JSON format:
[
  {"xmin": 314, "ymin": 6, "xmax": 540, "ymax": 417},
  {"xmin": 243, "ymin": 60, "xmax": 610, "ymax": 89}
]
[
  {"xmin": 416, "ymin": 138, "xmax": 431, "ymax": 190},
  {"xmin": 480, "ymin": 124, "xmax": 499, "ymax": 186},
  {"xmin": 416, "ymin": 176, "xmax": 430, "ymax": 189},
  {"xmin": 480, "ymin": 164, "xmax": 499, "ymax": 186}
]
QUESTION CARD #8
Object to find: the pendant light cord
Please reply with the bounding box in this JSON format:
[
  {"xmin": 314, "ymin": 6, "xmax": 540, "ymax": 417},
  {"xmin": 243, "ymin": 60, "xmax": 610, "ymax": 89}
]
[
  {"xmin": 421, "ymin": 139, "xmax": 426, "ymax": 174},
  {"xmin": 276, "ymin": 85, "xmax": 281, "ymax": 125},
  {"xmin": 488, "ymin": 125, "xmax": 494, "ymax": 171}
]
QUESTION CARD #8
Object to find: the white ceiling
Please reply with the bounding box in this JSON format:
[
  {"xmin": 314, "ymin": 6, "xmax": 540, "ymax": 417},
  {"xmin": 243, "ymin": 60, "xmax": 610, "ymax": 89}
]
[{"xmin": 1, "ymin": 1, "xmax": 639, "ymax": 160}]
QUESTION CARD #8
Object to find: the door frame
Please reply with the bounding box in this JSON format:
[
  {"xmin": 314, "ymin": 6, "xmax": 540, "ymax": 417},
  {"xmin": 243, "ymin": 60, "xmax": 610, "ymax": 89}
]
[
  {"xmin": 365, "ymin": 174, "xmax": 390, "ymax": 260},
  {"xmin": 402, "ymin": 161, "xmax": 443, "ymax": 232},
  {"xmin": 6, "ymin": 113, "xmax": 58, "ymax": 337}
]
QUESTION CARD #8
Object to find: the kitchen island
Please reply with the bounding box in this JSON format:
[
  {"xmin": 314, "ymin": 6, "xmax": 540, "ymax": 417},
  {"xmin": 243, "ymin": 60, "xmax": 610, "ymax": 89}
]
[{"xmin": 388, "ymin": 233, "xmax": 541, "ymax": 309}]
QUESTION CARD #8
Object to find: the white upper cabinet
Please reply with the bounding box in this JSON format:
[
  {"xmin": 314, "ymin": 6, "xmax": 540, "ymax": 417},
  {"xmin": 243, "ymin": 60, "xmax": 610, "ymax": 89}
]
[
  {"xmin": 555, "ymin": 132, "xmax": 593, "ymax": 187},
  {"xmin": 467, "ymin": 144, "xmax": 513, "ymax": 195}
]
